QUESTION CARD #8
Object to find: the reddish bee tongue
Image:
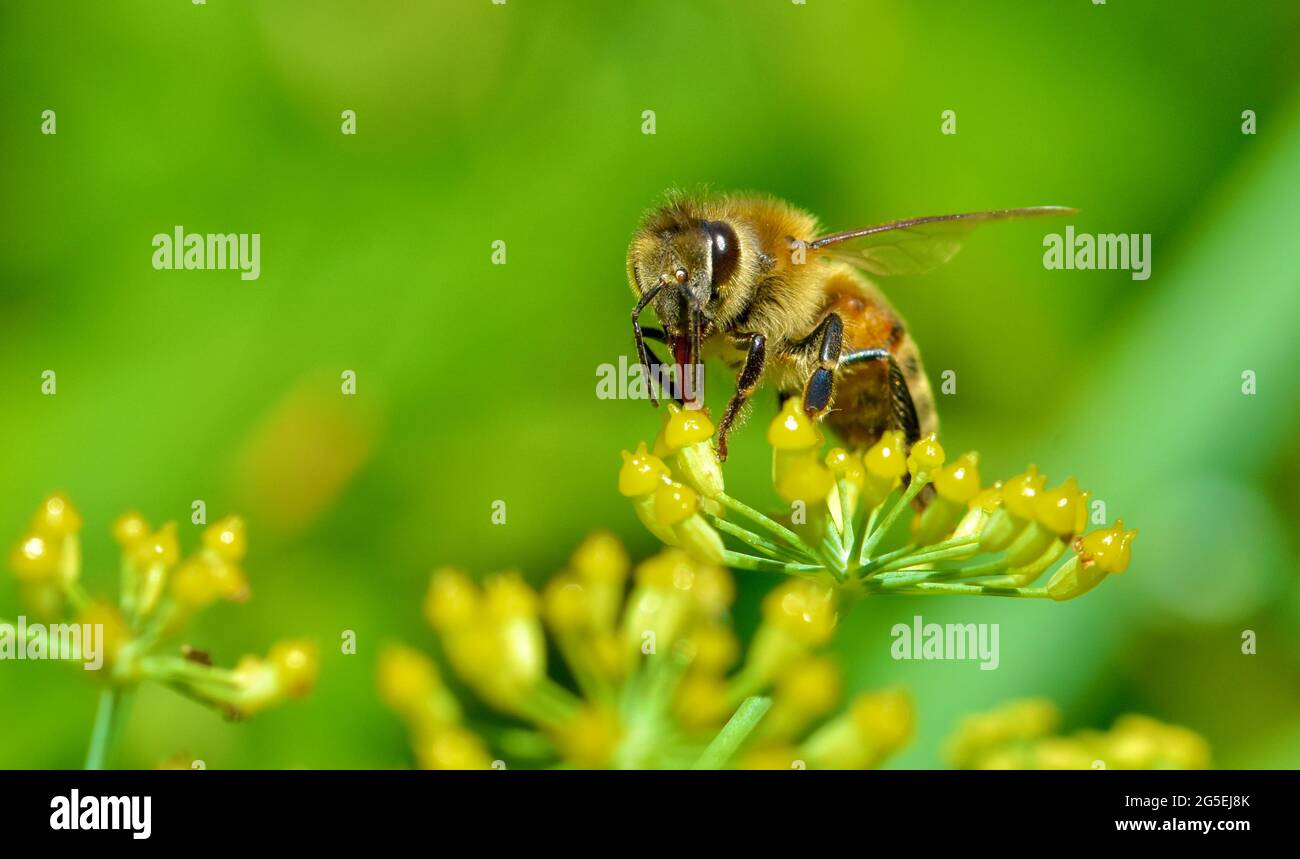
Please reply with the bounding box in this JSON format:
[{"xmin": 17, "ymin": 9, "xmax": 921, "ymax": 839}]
[{"xmin": 673, "ymin": 336, "xmax": 691, "ymax": 370}]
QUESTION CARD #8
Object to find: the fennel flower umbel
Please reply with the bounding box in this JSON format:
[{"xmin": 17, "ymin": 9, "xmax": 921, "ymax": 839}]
[
  {"xmin": 945, "ymin": 698, "xmax": 1210, "ymax": 769},
  {"xmin": 620, "ymin": 401, "xmax": 1136, "ymax": 606},
  {"xmin": 379, "ymin": 532, "xmax": 914, "ymax": 770},
  {"xmin": 6, "ymin": 493, "xmax": 319, "ymax": 768}
]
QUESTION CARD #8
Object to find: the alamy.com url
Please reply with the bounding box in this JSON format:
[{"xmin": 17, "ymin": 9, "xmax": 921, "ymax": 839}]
[{"xmin": 1115, "ymin": 819, "xmax": 1251, "ymax": 832}]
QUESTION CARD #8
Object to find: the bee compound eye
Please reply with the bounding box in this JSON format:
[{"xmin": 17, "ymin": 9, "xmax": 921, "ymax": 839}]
[
  {"xmin": 674, "ymin": 268, "xmax": 689, "ymax": 284},
  {"xmin": 703, "ymin": 220, "xmax": 739, "ymax": 292}
]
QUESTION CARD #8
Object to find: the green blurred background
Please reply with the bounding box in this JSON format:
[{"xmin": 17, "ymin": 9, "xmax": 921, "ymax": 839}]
[{"xmin": 2, "ymin": 0, "xmax": 1297, "ymax": 768}]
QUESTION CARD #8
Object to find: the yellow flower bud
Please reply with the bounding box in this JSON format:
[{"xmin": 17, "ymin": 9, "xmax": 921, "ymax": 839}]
[
  {"xmin": 170, "ymin": 555, "xmax": 250, "ymax": 609},
  {"xmin": 132, "ymin": 523, "xmax": 180, "ymax": 570},
  {"xmin": 863, "ymin": 430, "xmax": 908, "ymax": 480},
  {"xmin": 932, "ymin": 452, "xmax": 980, "ymax": 504},
  {"xmin": 376, "ymin": 645, "xmax": 443, "ymax": 715},
  {"xmin": 970, "ymin": 483, "xmax": 1003, "ymax": 513},
  {"xmin": 775, "ymin": 656, "xmax": 841, "ymax": 717},
  {"xmin": 1033, "ymin": 737, "xmax": 1097, "ymax": 770},
  {"xmin": 554, "ymin": 705, "xmax": 622, "ymax": 769},
  {"xmin": 1033, "ymin": 477, "xmax": 1086, "ymax": 536},
  {"xmin": 674, "ymin": 674, "xmax": 731, "ymax": 729},
  {"xmin": 687, "ymin": 561, "xmax": 735, "ymax": 613},
  {"xmin": 269, "ymin": 640, "xmax": 319, "ymax": 697},
  {"xmin": 570, "ymin": 531, "xmax": 629, "ymax": 586},
  {"xmin": 618, "ymin": 442, "xmax": 670, "ymax": 497},
  {"xmin": 542, "ymin": 575, "xmax": 590, "ymax": 632},
  {"xmin": 1001, "ymin": 465, "xmax": 1046, "ymax": 520},
  {"xmin": 424, "ymin": 567, "xmax": 479, "ymax": 632},
  {"xmin": 9, "ymin": 533, "xmax": 58, "ymax": 582},
  {"xmin": 32, "ymin": 493, "xmax": 82, "ymax": 537},
  {"xmin": 201, "ymin": 515, "xmax": 247, "ymax": 562},
  {"xmin": 767, "ymin": 397, "xmax": 822, "ymax": 450},
  {"xmin": 661, "ymin": 402, "xmax": 715, "ymax": 450},
  {"xmin": 824, "ymin": 448, "xmax": 866, "ymax": 488},
  {"xmin": 635, "ymin": 549, "xmax": 694, "ymax": 591},
  {"xmin": 112, "ymin": 512, "xmax": 150, "ymax": 551},
  {"xmin": 802, "ymin": 688, "xmax": 913, "ymax": 769},
  {"xmin": 946, "ymin": 698, "xmax": 1062, "ymax": 768},
  {"xmin": 690, "ymin": 622, "xmax": 739, "ymax": 673},
  {"xmin": 484, "ymin": 572, "xmax": 540, "ymax": 621},
  {"xmin": 906, "ymin": 433, "xmax": 945, "ymax": 476},
  {"xmin": 1076, "ymin": 520, "xmax": 1137, "ymax": 574},
  {"xmin": 415, "ymin": 728, "xmax": 492, "ymax": 770},
  {"xmin": 75, "ymin": 601, "xmax": 129, "ymax": 672},
  {"xmin": 761, "ymin": 580, "xmax": 837, "ymax": 645},
  {"xmin": 851, "ymin": 689, "xmax": 915, "ymax": 755},
  {"xmin": 774, "ymin": 453, "xmax": 835, "ymax": 505},
  {"xmin": 653, "ymin": 482, "xmax": 698, "ymax": 526},
  {"xmin": 739, "ymin": 744, "xmax": 805, "ymax": 770}
]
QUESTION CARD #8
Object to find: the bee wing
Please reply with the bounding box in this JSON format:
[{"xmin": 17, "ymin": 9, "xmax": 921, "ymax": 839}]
[{"xmin": 809, "ymin": 206, "xmax": 1076, "ymax": 276}]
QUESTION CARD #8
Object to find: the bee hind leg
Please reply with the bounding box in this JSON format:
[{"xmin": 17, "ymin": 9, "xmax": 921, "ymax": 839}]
[
  {"xmin": 715, "ymin": 332, "xmax": 766, "ymax": 461},
  {"xmin": 840, "ymin": 347, "xmax": 933, "ymax": 508},
  {"xmin": 839, "ymin": 348, "xmax": 921, "ymax": 447}
]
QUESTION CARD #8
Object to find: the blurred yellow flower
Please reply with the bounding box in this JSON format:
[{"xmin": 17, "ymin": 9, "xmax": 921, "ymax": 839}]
[{"xmin": 380, "ymin": 532, "xmax": 912, "ymax": 770}]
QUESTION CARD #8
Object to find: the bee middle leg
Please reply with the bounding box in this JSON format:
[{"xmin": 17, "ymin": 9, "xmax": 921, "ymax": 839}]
[
  {"xmin": 715, "ymin": 332, "xmax": 766, "ymax": 461},
  {"xmin": 794, "ymin": 313, "xmax": 844, "ymax": 419}
]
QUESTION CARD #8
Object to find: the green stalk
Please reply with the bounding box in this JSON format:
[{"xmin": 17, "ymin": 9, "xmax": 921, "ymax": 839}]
[
  {"xmin": 716, "ymin": 493, "xmax": 820, "ymax": 562},
  {"xmin": 859, "ymin": 476, "xmax": 928, "ymax": 564},
  {"xmin": 84, "ymin": 688, "xmax": 122, "ymax": 770},
  {"xmin": 691, "ymin": 696, "xmax": 772, "ymax": 770},
  {"xmin": 721, "ymin": 550, "xmax": 823, "ymax": 577}
]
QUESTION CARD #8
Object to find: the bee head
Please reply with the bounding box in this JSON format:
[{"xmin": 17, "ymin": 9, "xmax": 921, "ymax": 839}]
[{"xmin": 629, "ymin": 218, "xmax": 741, "ymax": 337}]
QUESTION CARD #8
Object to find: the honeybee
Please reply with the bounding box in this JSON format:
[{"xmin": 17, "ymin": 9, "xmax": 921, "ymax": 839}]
[{"xmin": 628, "ymin": 192, "xmax": 1074, "ymax": 460}]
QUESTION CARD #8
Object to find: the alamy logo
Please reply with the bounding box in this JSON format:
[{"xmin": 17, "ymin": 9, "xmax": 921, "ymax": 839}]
[
  {"xmin": 1043, "ymin": 225, "xmax": 1151, "ymax": 281},
  {"xmin": 50, "ymin": 790, "xmax": 151, "ymax": 839},
  {"xmin": 152, "ymin": 226, "xmax": 261, "ymax": 281},
  {"xmin": 891, "ymin": 615, "xmax": 1000, "ymax": 670},
  {"xmin": 0, "ymin": 616, "xmax": 103, "ymax": 670},
  {"xmin": 596, "ymin": 356, "xmax": 705, "ymax": 408}
]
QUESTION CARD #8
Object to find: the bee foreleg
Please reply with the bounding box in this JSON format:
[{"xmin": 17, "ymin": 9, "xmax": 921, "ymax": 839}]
[
  {"xmin": 631, "ymin": 282, "xmax": 665, "ymax": 408},
  {"xmin": 840, "ymin": 348, "xmax": 921, "ymax": 447},
  {"xmin": 715, "ymin": 332, "xmax": 766, "ymax": 461},
  {"xmin": 797, "ymin": 313, "xmax": 844, "ymax": 419}
]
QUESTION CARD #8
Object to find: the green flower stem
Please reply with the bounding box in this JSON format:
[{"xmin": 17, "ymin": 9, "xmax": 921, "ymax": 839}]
[
  {"xmin": 84, "ymin": 688, "xmax": 122, "ymax": 770},
  {"xmin": 119, "ymin": 558, "xmax": 137, "ymax": 622},
  {"xmin": 886, "ymin": 582, "xmax": 1051, "ymax": 598},
  {"xmin": 533, "ymin": 677, "xmax": 583, "ymax": 722},
  {"xmin": 945, "ymin": 558, "xmax": 1011, "ymax": 579},
  {"xmin": 141, "ymin": 655, "xmax": 241, "ymax": 688},
  {"xmin": 817, "ymin": 529, "xmax": 848, "ymax": 582},
  {"xmin": 834, "ymin": 479, "xmax": 857, "ymax": 565},
  {"xmin": 859, "ymin": 476, "xmax": 929, "ymax": 564},
  {"xmin": 856, "ymin": 542, "xmax": 916, "ymax": 577},
  {"xmin": 691, "ymin": 696, "xmax": 772, "ymax": 770},
  {"xmin": 704, "ymin": 512, "xmax": 798, "ymax": 562},
  {"xmin": 857, "ymin": 502, "xmax": 883, "ymax": 557},
  {"xmin": 615, "ymin": 644, "xmax": 693, "ymax": 769},
  {"xmin": 60, "ymin": 580, "xmax": 90, "ymax": 614},
  {"xmin": 872, "ymin": 538, "xmax": 980, "ymax": 574},
  {"xmin": 721, "ymin": 550, "xmax": 823, "ymax": 577},
  {"xmin": 716, "ymin": 493, "xmax": 820, "ymax": 562},
  {"xmin": 554, "ymin": 635, "xmax": 615, "ymax": 707}
]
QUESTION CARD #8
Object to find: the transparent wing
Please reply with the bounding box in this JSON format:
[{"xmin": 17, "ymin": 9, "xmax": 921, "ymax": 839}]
[{"xmin": 809, "ymin": 206, "xmax": 1076, "ymax": 276}]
